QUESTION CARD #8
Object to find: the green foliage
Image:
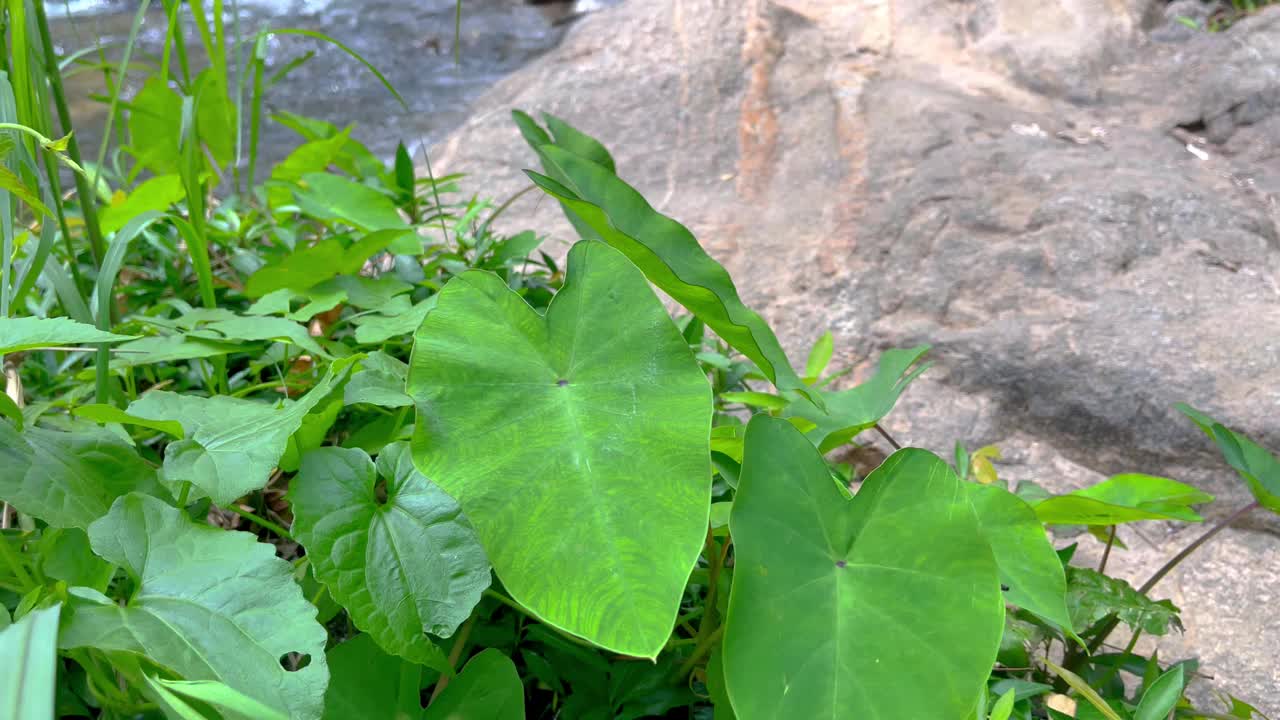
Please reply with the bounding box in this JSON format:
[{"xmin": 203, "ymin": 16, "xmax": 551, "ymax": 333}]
[
  {"xmin": 408, "ymin": 240, "xmax": 712, "ymax": 657},
  {"xmin": 0, "ymin": 7, "xmax": 1269, "ymax": 716},
  {"xmin": 0, "ymin": 603, "xmax": 60, "ymax": 720},
  {"xmin": 724, "ymin": 418, "xmax": 1004, "ymax": 719},
  {"xmin": 290, "ymin": 443, "xmax": 489, "ymax": 670}
]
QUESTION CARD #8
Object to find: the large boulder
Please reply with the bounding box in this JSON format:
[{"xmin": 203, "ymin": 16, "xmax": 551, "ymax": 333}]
[{"xmin": 432, "ymin": 0, "xmax": 1280, "ymax": 708}]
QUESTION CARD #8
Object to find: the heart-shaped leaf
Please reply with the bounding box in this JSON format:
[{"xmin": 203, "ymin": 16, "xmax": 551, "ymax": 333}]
[
  {"xmin": 290, "ymin": 443, "xmax": 489, "ymax": 670},
  {"xmin": 1033, "ymin": 474, "xmax": 1212, "ymax": 526},
  {"xmin": 408, "ymin": 240, "xmax": 712, "ymax": 657},
  {"xmin": 784, "ymin": 345, "xmax": 931, "ymax": 452},
  {"xmin": 60, "ymin": 494, "xmax": 329, "ymax": 720},
  {"xmin": 515, "ymin": 113, "xmax": 807, "ymax": 398},
  {"xmin": 128, "ymin": 356, "xmax": 359, "ymax": 505},
  {"xmin": 423, "ymin": 650, "xmax": 525, "ymax": 720},
  {"xmin": 0, "ymin": 422, "xmax": 160, "ymax": 529},
  {"xmin": 967, "ymin": 484, "xmax": 1074, "ymax": 634},
  {"xmin": 1178, "ymin": 403, "xmax": 1280, "ymax": 513},
  {"xmin": 723, "ymin": 416, "xmax": 1003, "ymax": 719}
]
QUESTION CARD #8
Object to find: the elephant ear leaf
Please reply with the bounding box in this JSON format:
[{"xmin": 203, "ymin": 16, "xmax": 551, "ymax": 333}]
[
  {"xmin": 407, "ymin": 240, "xmax": 712, "ymax": 658},
  {"xmin": 513, "ymin": 110, "xmax": 810, "ymax": 400},
  {"xmin": 723, "ymin": 416, "xmax": 1004, "ymax": 719},
  {"xmin": 1178, "ymin": 404, "xmax": 1280, "ymax": 513}
]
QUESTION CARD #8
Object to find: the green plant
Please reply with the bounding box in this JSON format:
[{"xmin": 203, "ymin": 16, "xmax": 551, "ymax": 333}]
[{"xmin": 0, "ymin": 2, "xmax": 1276, "ymax": 717}]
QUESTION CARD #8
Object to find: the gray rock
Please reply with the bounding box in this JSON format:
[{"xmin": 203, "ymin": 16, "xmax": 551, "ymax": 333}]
[{"xmin": 432, "ymin": 0, "xmax": 1280, "ymax": 708}]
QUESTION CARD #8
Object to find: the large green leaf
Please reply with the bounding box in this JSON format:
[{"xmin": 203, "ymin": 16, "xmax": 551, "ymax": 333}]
[
  {"xmin": 1065, "ymin": 567, "xmax": 1181, "ymax": 636},
  {"xmin": 127, "ymin": 356, "xmax": 359, "ymax": 505},
  {"xmin": 1033, "ymin": 474, "xmax": 1212, "ymax": 526},
  {"xmin": 60, "ymin": 494, "xmax": 329, "ymax": 720},
  {"xmin": 516, "ymin": 116, "xmax": 806, "ymax": 397},
  {"xmin": 784, "ymin": 345, "xmax": 931, "ymax": 452},
  {"xmin": 423, "ymin": 649, "xmax": 525, "ymax": 720},
  {"xmin": 98, "ymin": 175, "xmax": 185, "ymax": 234},
  {"xmin": 290, "ymin": 443, "xmax": 489, "ymax": 670},
  {"xmin": 1178, "ymin": 404, "xmax": 1280, "ymax": 513},
  {"xmin": 0, "ymin": 422, "xmax": 158, "ymax": 529},
  {"xmin": 967, "ymin": 484, "xmax": 1074, "ymax": 633},
  {"xmin": 1134, "ymin": 665, "xmax": 1185, "ymax": 720},
  {"xmin": 320, "ymin": 634, "xmax": 407, "ymax": 720},
  {"xmin": 723, "ymin": 417, "xmax": 1003, "ymax": 719},
  {"xmin": 0, "ymin": 316, "xmax": 135, "ymax": 354},
  {"xmin": 408, "ymin": 240, "xmax": 712, "ymax": 657},
  {"xmin": 0, "ymin": 603, "xmax": 61, "ymax": 720}
]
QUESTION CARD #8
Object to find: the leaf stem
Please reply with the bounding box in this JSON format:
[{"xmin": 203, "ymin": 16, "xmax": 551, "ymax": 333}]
[
  {"xmin": 219, "ymin": 503, "xmax": 293, "ymax": 540},
  {"xmin": 874, "ymin": 423, "xmax": 902, "ymax": 451},
  {"xmin": 428, "ymin": 613, "xmax": 476, "ymax": 705},
  {"xmin": 1097, "ymin": 525, "xmax": 1116, "ymax": 575},
  {"xmin": 674, "ymin": 625, "xmax": 725, "ymax": 680}
]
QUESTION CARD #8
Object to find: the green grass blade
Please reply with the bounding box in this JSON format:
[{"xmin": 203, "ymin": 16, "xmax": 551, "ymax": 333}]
[
  {"xmin": 94, "ymin": 211, "xmax": 163, "ymax": 403},
  {"xmin": 269, "ymin": 28, "xmax": 407, "ymax": 111}
]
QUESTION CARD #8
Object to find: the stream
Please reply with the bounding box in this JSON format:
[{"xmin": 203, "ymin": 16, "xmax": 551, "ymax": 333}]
[{"xmin": 45, "ymin": 0, "xmax": 575, "ymax": 175}]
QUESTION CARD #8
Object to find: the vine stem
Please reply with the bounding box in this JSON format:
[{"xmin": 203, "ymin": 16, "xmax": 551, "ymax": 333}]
[
  {"xmin": 428, "ymin": 613, "xmax": 476, "ymax": 705},
  {"xmin": 1084, "ymin": 500, "xmax": 1260, "ymax": 654},
  {"xmin": 219, "ymin": 503, "xmax": 293, "ymax": 540}
]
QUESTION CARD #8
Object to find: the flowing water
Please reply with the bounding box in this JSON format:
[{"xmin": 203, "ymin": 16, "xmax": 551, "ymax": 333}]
[{"xmin": 46, "ymin": 0, "xmax": 575, "ymax": 174}]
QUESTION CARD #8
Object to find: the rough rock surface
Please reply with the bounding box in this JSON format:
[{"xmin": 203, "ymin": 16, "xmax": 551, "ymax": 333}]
[{"xmin": 433, "ymin": 0, "xmax": 1280, "ymax": 707}]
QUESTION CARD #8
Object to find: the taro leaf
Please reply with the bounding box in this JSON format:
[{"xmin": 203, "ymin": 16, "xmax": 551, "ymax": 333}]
[
  {"xmin": 967, "ymin": 484, "xmax": 1074, "ymax": 634},
  {"xmin": 783, "ymin": 345, "xmax": 931, "ymax": 452},
  {"xmin": 245, "ymin": 229, "xmax": 413, "ymax": 298},
  {"xmin": 294, "ymin": 172, "xmax": 409, "ymax": 233},
  {"xmin": 407, "ymin": 240, "xmax": 712, "ymax": 657},
  {"xmin": 320, "ymin": 634, "xmax": 403, "ymax": 720},
  {"xmin": 127, "ymin": 356, "xmax": 359, "ymax": 505},
  {"xmin": 1178, "ymin": 404, "xmax": 1280, "ymax": 513},
  {"xmin": 1065, "ymin": 567, "xmax": 1181, "ymax": 636},
  {"xmin": 423, "ymin": 649, "xmax": 524, "ymax": 720},
  {"xmin": 344, "ymin": 351, "xmax": 411, "ymax": 408},
  {"xmin": 0, "ymin": 316, "xmax": 135, "ymax": 354},
  {"xmin": 0, "ymin": 603, "xmax": 61, "ymax": 720},
  {"xmin": 61, "ymin": 494, "xmax": 329, "ymax": 720},
  {"xmin": 516, "ymin": 119, "xmax": 807, "ymax": 397},
  {"xmin": 0, "ymin": 422, "xmax": 159, "ymax": 529},
  {"xmin": 289, "ymin": 443, "xmax": 489, "ymax": 670},
  {"xmin": 1033, "ymin": 474, "xmax": 1213, "ymax": 526},
  {"xmin": 723, "ymin": 416, "xmax": 1003, "ymax": 719}
]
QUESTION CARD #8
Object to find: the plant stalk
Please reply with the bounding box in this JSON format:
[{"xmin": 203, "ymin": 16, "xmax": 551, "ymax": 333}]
[
  {"xmin": 30, "ymin": 0, "xmax": 106, "ymax": 265},
  {"xmin": 874, "ymin": 423, "xmax": 902, "ymax": 451},
  {"xmin": 1097, "ymin": 524, "xmax": 1116, "ymax": 575},
  {"xmin": 428, "ymin": 613, "xmax": 476, "ymax": 704}
]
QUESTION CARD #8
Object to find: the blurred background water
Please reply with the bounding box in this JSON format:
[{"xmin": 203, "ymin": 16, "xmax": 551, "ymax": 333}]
[{"xmin": 46, "ymin": 0, "xmax": 573, "ymax": 171}]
